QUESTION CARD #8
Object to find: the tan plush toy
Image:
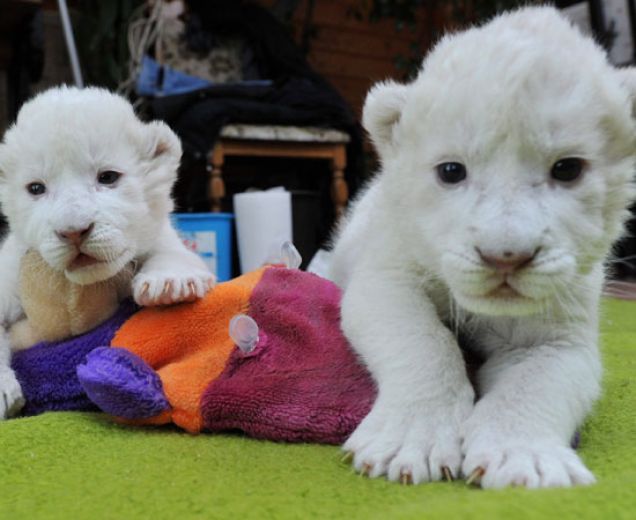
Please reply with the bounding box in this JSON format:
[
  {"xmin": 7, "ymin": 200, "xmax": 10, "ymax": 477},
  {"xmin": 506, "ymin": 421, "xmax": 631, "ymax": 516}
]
[{"xmin": 9, "ymin": 249, "xmax": 133, "ymax": 351}]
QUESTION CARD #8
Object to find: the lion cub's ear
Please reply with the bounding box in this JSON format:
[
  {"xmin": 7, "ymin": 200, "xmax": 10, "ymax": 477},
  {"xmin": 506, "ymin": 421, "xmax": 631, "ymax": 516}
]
[
  {"xmin": 141, "ymin": 121, "xmax": 183, "ymax": 188},
  {"xmin": 362, "ymin": 80, "xmax": 409, "ymax": 156},
  {"xmin": 143, "ymin": 121, "xmax": 182, "ymax": 168}
]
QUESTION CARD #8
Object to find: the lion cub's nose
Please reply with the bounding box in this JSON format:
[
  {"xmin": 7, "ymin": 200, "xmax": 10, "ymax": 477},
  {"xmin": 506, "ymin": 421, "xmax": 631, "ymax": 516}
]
[
  {"xmin": 56, "ymin": 223, "xmax": 94, "ymax": 246},
  {"xmin": 476, "ymin": 247, "xmax": 540, "ymax": 274}
]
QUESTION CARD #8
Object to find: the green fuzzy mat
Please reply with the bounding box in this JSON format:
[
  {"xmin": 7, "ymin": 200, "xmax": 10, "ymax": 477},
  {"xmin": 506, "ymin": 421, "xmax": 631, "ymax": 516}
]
[{"xmin": 1, "ymin": 299, "xmax": 634, "ymax": 519}]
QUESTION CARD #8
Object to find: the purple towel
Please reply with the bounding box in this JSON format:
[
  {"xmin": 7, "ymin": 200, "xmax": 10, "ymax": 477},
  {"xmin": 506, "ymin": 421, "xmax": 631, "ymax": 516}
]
[{"xmin": 11, "ymin": 301, "xmax": 137, "ymax": 416}]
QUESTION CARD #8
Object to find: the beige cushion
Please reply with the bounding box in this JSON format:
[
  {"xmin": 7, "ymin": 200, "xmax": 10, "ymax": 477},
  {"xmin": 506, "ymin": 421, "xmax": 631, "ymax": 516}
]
[{"xmin": 220, "ymin": 124, "xmax": 350, "ymax": 143}]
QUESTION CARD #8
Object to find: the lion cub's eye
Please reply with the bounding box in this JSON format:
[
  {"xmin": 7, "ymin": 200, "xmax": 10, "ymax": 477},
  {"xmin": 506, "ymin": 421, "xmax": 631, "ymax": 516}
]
[
  {"xmin": 550, "ymin": 158, "xmax": 585, "ymax": 183},
  {"xmin": 436, "ymin": 162, "xmax": 467, "ymax": 184},
  {"xmin": 97, "ymin": 170, "xmax": 122, "ymax": 185},
  {"xmin": 26, "ymin": 182, "xmax": 46, "ymax": 196}
]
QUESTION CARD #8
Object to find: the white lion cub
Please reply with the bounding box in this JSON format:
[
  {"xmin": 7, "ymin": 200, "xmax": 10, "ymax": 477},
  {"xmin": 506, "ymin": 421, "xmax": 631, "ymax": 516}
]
[
  {"xmin": 330, "ymin": 7, "xmax": 636, "ymax": 488},
  {"xmin": 0, "ymin": 86, "xmax": 215, "ymax": 418}
]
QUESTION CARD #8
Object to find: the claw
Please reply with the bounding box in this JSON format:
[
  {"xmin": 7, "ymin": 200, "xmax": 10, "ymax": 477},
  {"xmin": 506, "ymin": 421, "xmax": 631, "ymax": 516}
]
[
  {"xmin": 441, "ymin": 466, "xmax": 454, "ymax": 482},
  {"xmin": 163, "ymin": 280, "xmax": 172, "ymax": 294},
  {"xmin": 141, "ymin": 282, "xmax": 149, "ymax": 296},
  {"xmin": 340, "ymin": 451, "xmax": 353, "ymax": 464},
  {"xmin": 360, "ymin": 463, "xmax": 372, "ymax": 477},
  {"xmin": 187, "ymin": 281, "xmax": 196, "ymax": 294},
  {"xmin": 400, "ymin": 472, "xmax": 413, "ymax": 486},
  {"xmin": 466, "ymin": 467, "xmax": 485, "ymax": 486}
]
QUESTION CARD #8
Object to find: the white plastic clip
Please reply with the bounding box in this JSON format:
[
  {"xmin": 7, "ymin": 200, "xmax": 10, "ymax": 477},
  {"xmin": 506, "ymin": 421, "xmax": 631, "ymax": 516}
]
[
  {"xmin": 280, "ymin": 241, "xmax": 302, "ymax": 269},
  {"xmin": 229, "ymin": 314, "xmax": 260, "ymax": 354}
]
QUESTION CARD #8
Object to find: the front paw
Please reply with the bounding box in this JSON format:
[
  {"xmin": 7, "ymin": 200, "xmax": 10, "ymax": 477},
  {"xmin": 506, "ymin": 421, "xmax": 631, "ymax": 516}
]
[
  {"xmin": 0, "ymin": 367, "xmax": 25, "ymax": 419},
  {"xmin": 343, "ymin": 400, "xmax": 469, "ymax": 484},
  {"xmin": 462, "ymin": 435, "xmax": 595, "ymax": 488},
  {"xmin": 133, "ymin": 269, "xmax": 216, "ymax": 306}
]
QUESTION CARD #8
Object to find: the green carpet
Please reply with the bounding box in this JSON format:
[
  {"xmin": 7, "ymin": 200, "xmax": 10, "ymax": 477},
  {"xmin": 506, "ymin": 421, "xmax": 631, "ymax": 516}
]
[{"xmin": 1, "ymin": 299, "xmax": 634, "ymax": 520}]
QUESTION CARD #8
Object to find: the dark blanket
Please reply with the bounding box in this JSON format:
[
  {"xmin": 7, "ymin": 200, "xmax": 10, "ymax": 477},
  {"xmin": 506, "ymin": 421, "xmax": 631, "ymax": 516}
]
[{"xmin": 148, "ymin": 0, "xmax": 364, "ymax": 212}]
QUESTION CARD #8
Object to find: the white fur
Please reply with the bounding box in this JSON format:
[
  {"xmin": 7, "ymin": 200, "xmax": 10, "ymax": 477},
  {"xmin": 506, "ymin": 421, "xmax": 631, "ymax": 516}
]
[
  {"xmin": 0, "ymin": 86, "xmax": 215, "ymax": 418},
  {"xmin": 329, "ymin": 7, "xmax": 636, "ymax": 488}
]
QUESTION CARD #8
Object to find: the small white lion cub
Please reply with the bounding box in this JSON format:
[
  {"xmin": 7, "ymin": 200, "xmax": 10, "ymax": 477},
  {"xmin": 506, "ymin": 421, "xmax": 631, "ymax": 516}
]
[
  {"xmin": 0, "ymin": 86, "xmax": 215, "ymax": 418},
  {"xmin": 330, "ymin": 7, "xmax": 636, "ymax": 488}
]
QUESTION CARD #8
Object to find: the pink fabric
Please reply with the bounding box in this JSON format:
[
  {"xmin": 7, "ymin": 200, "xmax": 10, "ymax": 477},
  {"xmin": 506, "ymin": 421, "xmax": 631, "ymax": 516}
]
[{"xmin": 201, "ymin": 268, "xmax": 377, "ymax": 444}]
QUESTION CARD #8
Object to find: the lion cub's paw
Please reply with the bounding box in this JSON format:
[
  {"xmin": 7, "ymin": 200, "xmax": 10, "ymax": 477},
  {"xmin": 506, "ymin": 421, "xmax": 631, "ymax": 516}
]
[
  {"xmin": 0, "ymin": 367, "xmax": 25, "ymax": 419},
  {"xmin": 462, "ymin": 437, "xmax": 596, "ymax": 488},
  {"xmin": 133, "ymin": 270, "xmax": 216, "ymax": 306},
  {"xmin": 343, "ymin": 401, "xmax": 465, "ymax": 484}
]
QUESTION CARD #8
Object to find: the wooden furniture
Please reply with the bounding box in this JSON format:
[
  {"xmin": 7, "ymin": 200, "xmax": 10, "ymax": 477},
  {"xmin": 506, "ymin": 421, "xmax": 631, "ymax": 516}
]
[{"xmin": 208, "ymin": 124, "xmax": 350, "ymax": 218}]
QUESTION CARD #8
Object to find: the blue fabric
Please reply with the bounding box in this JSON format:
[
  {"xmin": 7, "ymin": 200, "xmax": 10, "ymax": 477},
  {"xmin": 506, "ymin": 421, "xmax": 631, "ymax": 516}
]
[
  {"xmin": 136, "ymin": 56, "xmax": 273, "ymax": 97},
  {"xmin": 136, "ymin": 56, "xmax": 213, "ymax": 97}
]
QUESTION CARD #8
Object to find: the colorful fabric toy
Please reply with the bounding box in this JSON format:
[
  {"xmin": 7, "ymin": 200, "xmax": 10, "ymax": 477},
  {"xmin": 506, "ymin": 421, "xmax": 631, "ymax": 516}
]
[{"xmin": 11, "ymin": 266, "xmax": 376, "ymax": 444}]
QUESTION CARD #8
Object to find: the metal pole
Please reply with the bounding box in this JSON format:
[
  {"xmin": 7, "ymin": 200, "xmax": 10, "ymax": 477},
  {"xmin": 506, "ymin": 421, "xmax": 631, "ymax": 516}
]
[{"xmin": 57, "ymin": 0, "xmax": 84, "ymax": 87}]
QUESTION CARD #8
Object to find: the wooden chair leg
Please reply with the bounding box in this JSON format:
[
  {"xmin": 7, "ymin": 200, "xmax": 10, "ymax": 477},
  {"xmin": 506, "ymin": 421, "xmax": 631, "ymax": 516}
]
[
  {"xmin": 209, "ymin": 144, "xmax": 226, "ymax": 213},
  {"xmin": 330, "ymin": 145, "xmax": 349, "ymax": 219}
]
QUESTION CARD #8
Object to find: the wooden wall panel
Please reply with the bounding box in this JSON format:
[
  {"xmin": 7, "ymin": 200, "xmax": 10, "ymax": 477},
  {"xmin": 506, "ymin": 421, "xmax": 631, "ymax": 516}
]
[{"xmin": 288, "ymin": 0, "xmax": 432, "ymax": 118}]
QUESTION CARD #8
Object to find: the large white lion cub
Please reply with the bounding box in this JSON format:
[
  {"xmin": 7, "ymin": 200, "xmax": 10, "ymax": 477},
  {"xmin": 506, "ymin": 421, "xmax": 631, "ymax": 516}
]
[
  {"xmin": 330, "ymin": 7, "xmax": 636, "ymax": 488},
  {"xmin": 0, "ymin": 86, "xmax": 215, "ymax": 418}
]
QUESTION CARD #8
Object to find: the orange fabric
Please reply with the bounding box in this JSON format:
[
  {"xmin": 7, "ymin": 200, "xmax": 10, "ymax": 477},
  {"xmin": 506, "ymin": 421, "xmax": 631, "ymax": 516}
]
[{"xmin": 112, "ymin": 268, "xmax": 266, "ymax": 433}]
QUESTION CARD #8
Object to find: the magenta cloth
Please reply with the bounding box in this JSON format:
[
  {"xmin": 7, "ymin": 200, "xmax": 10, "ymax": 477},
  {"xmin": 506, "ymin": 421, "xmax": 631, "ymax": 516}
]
[{"xmin": 200, "ymin": 268, "xmax": 377, "ymax": 444}]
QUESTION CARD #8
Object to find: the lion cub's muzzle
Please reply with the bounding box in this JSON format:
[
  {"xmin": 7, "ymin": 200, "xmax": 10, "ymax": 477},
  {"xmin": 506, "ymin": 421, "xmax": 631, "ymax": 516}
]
[
  {"xmin": 54, "ymin": 223, "xmax": 106, "ymax": 271},
  {"xmin": 55, "ymin": 223, "xmax": 95, "ymax": 247},
  {"xmin": 475, "ymin": 246, "xmax": 541, "ymax": 275}
]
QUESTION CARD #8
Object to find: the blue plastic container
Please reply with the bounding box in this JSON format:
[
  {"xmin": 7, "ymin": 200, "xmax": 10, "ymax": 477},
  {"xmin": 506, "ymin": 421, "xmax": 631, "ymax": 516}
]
[{"xmin": 171, "ymin": 213, "xmax": 234, "ymax": 282}]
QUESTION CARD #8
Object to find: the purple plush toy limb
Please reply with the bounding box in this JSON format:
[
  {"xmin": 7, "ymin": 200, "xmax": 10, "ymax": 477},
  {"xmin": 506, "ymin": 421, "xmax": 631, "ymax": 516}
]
[
  {"xmin": 77, "ymin": 347, "xmax": 170, "ymax": 419},
  {"xmin": 10, "ymin": 301, "xmax": 137, "ymax": 416}
]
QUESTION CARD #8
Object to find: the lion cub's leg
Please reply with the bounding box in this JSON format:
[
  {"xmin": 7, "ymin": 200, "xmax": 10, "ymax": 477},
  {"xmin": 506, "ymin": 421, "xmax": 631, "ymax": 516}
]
[
  {"xmin": 133, "ymin": 222, "xmax": 216, "ymax": 306},
  {"xmin": 461, "ymin": 328, "xmax": 600, "ymax": 488},
  {"xmin": 340, "ymin": 263, "xmax": 475, "ymax": 484},
  {"xmin": 0, "ymin": 234, "xmax": 26, "ymax": 418}
]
